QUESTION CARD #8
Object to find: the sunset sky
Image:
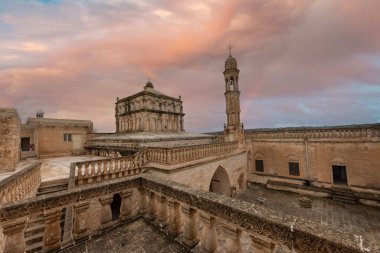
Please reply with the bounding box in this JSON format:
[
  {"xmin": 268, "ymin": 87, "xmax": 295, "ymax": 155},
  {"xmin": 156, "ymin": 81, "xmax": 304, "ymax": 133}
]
[{"xmin": 1, "ymin": 0, "xmax": 379, "ymax": 133}]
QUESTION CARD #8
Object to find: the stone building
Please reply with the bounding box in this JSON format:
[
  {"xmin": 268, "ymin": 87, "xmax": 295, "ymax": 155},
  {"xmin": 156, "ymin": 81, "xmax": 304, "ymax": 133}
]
[
  {"xmin": 115, "ymin": 81, "xmax": 184, "ymax": 133},
  {"xmin": 21, "ymin": 117, "xmax": 93, "ymax": 158},
  {"xmin": 87, "ymin": 81, "xmax": 213, "ymax": 156}
]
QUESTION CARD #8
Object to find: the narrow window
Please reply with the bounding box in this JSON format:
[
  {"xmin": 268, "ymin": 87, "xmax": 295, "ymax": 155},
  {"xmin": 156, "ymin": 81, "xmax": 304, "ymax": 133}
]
[
  {"xmin": 255, "ymin": 159, "xmax": 264, "ymax": 172},
  {"xmin": 64, "ymin": 133, "xmax": 72, "ymax": 142},
  {"xmin": 289, "ymin": 162, "xmax": 300, "ymax": 176}
]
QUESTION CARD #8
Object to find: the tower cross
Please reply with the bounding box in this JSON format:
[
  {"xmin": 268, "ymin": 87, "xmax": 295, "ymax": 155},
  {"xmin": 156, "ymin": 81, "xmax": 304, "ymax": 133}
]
[{"xmin": 228, "ymin": 43, "xmax": 233, "ymax": 57}]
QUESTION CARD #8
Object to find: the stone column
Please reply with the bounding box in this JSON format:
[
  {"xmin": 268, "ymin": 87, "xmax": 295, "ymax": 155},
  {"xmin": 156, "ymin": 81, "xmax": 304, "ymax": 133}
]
[
  {"xmin": 99, "ymin": 195, "xmax": 114, "ymax": 230},
  {"xmin": 222, "ymin": 223, "xmax": 242, "ymax": 253},
  {"xmin": 73, "ymin": 202, "xmax": 90, "ymax": 240},
  {"xmin": 43, "ymin": 209, "xmax": 62, "ymax": 252},
  {"xmin": 200, "ymin": 213, "xmax": 217, "ymax": 253},
  {"xmin": 138, "ymin": 187, "xmax": 147, "ymax": 214},
  {"xmin": 168, "ymin": 199, "xmax": 181, "ymax": 237},
  {"xmin": 157, "ymin": 195, "xmax": 168, "ymax": 228},
  {"xmin": 120, "ymin": 190, "xmax": 133, "ymax": 221},
  {"xmin": 250, "ymin": 234, "xmax": 275, "ymax": 253},
  {"xmin": 147, "ymin": 191, "xmax": 157, "ymax": 220},
  {"xmin": 2, "ymin": 219, "xmax": 27, "ymax": 253},
  {"xmin": 61, "ymin": 207, "xmax": 74, "ymax": 248},
  {"xmin": 180, "ymin": 205, "xmax": 199, "ymax": 248}
]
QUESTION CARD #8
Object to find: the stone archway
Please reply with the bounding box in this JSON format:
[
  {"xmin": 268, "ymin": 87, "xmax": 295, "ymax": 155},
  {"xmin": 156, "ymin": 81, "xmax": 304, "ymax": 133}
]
[{"xmin": 209, "ymin": 166, "xmax": 231, "ymax": 196}]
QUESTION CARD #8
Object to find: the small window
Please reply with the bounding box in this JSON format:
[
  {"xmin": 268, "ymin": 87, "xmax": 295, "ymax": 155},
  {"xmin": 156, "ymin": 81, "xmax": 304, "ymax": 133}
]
[
  {"xmin": 255, "ymin": 160, "xmax": 264, "ymax": 172},
  {"xmin": 64, "ymin": 133, "xmax": 72, "ymax": 142},
  {"xmin": 289, "ymin": 162, "xmax": 300, "ymax": 176}
]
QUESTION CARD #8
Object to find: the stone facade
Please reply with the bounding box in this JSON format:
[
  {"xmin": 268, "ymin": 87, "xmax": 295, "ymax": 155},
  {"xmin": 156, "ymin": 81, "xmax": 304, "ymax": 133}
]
[
  {"xmin": 115, "ymin": 81, "xmax": 184, "ymax": 133},
  {"xmin": 245, "ymin": 125, "xmax": 380, "ymax": 193},
  {"xmin": 0, "ymin": 109, "xmax": 21, "ymax": 173}
]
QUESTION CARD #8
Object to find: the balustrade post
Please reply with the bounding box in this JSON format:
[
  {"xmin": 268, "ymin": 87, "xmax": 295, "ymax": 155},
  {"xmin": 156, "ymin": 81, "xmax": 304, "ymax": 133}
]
[
  {"xmin": 2, "ymin": 219, "xmax": 27, "ymax": 253},
  {"xmin": 222, "ymin": 223, "xmax": 242, "ymax": 253},
  {"xmin": 179, "ymin": 205, "xmax": 199, "ymax": 248},
  {"xmin": 98, "ymin": 195, "xmax": 114, "ymax": 230},
  {"xmin": 157, "ymin": 195, "xmax": 169, "ymax": 228},
  {"xmin": 249, "ymin": 234, "xmax": 275, "ymax": 253},
  {"xmin": 120, "ymin": 190, "xmax": 133, "ymax": 221},
  {"xmin": 73, "ymin": 202, "xmax": 90, "ymax": 241},
  {"xmin": 147, "ymin": 191, "xmax": 157, "ymax": 220},
  {"xmin": 138, "ymin": 187, "xmax": 147, "ymax": 214},
  {"xmin": 200, "ymin": 213, "xmax": 217, "ymax": 253},
  {"xmin": 168, "ymin": 199, "xmax": 181, "ymax": 236},
  {"xmin": 43, "ymin": 209, "xmax": 62, "ymax": 252}
]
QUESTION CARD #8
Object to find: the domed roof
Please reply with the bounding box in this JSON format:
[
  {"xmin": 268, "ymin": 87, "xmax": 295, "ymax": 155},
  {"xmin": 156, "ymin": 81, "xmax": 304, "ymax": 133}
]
[
  {"xmin": 144, "ymin": 80, "xmax": 154, "ymax": 89},
  {"xmin": 225, "ymin": 55, "xmax": 237, "ymax": 70}
]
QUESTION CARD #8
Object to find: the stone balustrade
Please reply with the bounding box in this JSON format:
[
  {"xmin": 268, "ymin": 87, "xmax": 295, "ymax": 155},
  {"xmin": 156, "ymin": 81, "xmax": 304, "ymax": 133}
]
[
  {"xmin": 0, "ymin": 174, "xmax": 368, "ymax": 253},
  {"xmin": 70, "ymin": 152, "xmax": 147, "ymax": 187},
  {"xmin": 145, "ymin": 141, "xmax": 238, "ymax": 165},
  {"xmin": 70, "ymin": 141, "xmax": 238, "ymax": 186},
  {"xmin": 0, "ymin": 162, "xmax": 41, "ymax": 206},
  {"xmin": 246, "ymin": 125, "xmax": 380, "ymax": 140}
]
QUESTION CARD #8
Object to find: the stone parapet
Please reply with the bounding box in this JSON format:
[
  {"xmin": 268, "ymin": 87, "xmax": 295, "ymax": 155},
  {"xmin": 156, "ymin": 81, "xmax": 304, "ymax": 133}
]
[
  {"xmin": 0, "ymin": 162, "xmax": 41, "ymax": 206},
  {"xmin": 245, "ymin": 124, "xmax": 380, "ymax": 141}
]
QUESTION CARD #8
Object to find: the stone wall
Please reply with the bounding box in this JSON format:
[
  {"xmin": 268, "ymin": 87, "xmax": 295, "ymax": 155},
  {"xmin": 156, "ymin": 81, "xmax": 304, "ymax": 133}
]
[
  {"xmin": 0, "ymin": 108, "xmax": 21, "ymax": 173},
  {"xmin": 247, "ymin": 139, "xmax": 380, "ymax": 190},
  {"xmin": 35, "ymin": 125, "xmax": 89, "ymax": 158}
]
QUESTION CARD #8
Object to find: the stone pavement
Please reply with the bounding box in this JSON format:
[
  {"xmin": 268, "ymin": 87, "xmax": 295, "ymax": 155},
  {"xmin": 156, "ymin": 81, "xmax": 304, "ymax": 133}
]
[
  {"xmin": 61, "ymin": 219, "xmax": 188, "ymax": 253},
  {"xmin": 13, "ymin": 155, "xmax": 104, "ymax": 182},
  {"xmin": 238, "ymin": 184, "xmax": 380, "ymax": 252}
]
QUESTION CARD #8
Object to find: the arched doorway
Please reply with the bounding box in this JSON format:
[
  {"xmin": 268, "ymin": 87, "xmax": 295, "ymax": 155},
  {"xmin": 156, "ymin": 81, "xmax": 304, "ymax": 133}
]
[{"xmin": 209, "ymin": 166, "xmax": 231, "ymax": 196}]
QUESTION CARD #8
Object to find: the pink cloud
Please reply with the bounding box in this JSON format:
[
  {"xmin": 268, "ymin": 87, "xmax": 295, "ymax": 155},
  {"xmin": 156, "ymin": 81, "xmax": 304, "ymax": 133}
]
[{"xmin": 0, "ymin": 0, "xmax": 379, "ymax": 132}]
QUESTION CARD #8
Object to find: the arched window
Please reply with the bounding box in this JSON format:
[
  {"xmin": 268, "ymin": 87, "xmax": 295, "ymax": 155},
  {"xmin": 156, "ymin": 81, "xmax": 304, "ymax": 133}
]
[{"xmin": 230, "ymin": 79, "xmax": 234, "ymax": 91}]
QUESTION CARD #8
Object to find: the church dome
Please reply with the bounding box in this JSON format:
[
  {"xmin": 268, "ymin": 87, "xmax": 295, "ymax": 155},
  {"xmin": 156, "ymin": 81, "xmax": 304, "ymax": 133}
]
[
  {"xmin": 225, "ymin": 55, "xmax": 237, "ymax": 70},
  {"xmin": 144, "ymin": 80, "xmax": 154, "ymax": 89}
]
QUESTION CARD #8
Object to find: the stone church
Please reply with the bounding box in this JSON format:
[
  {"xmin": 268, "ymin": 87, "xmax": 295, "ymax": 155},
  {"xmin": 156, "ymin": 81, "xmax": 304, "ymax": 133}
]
[{"xmin": 0, "ymin": 53, "xmax": 379, "ymax": 253}]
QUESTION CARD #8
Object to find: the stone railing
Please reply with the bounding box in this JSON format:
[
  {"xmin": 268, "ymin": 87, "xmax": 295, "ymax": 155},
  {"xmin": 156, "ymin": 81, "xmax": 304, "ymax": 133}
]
[
  {"xmin": 0, "ymin": 174, "xmax": 367, "ymax": 253},
  {"xmin": 70, "ymin": 141, "xmax": 238, "ymax": 186},
  {"xmin": 0, "ymin": 162, "xmax": 41, "ymax": 206},
  {"xmin": 69, "ymin": 152, "xmax": 147, "ymax": 187},
  {"xmin": 145, "ymin": 141, "xmax": 238, "ymax": 165},
  {"xmin": 246, "ymin": 125, "xmax": 380, "ymax": 140}
]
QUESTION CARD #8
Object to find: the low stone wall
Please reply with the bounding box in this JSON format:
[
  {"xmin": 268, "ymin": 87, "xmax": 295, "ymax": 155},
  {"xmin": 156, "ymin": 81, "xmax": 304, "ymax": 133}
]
[
  {"xmin": 0, "ymin": 108, "xmax": 21, "ymax": 173},
  {"xmin": 0, "ymin": 162, "xmax": 42, "ymax": 206},
  {"xmin": 0, "ymin": 174, "xmax": 370, "ymax": 253}
]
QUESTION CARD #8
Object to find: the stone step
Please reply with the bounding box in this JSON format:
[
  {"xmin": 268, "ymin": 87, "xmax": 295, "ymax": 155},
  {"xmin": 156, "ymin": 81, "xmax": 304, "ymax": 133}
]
[
  {"xmin": 332, "ymin": 194, "xmax": 357, "ymax": 204},
  {"xmin": 25, "ymin": 231, "xmax": 44, "ymax": 245},
  {"xmin": 37, "ymin": 178, "xmax": 68, "ymax": 195},
  {"xmin": 25, "ymin": 223, "xmax": 45, "ymax": 237},
  {"xmin": 25, "ymin": 241, "xmax": 43, "ymax": 253}
]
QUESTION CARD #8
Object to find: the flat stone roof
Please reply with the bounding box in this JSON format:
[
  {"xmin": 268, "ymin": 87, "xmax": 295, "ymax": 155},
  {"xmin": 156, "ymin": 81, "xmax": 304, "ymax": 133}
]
[
  {"xmin": 238, "ymin": 184, "xmax": 380, "ymax": 252},
  {"xmin": 25, "ymin": 117, "xmax": 93, "ymax": 128},
  {"xmin": 89, "ymin": 131, "xmax": 212, "ymax": 141},
  {"xmin": 11, "ymin": 155, "xmax": 104, "ymax": 182}
]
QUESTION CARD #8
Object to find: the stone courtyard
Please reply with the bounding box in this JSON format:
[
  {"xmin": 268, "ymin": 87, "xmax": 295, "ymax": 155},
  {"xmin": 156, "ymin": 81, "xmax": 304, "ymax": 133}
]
[
  {"xmin": 238, "ymin": 184, "xmax": 380, "ymax": 251},
  {"xmin": 61, "ymin": 218, "xmax": 187, "ymax": 253}
]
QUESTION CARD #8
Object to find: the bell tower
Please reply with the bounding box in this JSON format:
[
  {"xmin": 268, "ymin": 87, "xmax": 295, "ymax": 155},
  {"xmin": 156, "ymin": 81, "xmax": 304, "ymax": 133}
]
[{"xmin": 223, "ymin": 46, "xmax": 244, "ymax": 144}]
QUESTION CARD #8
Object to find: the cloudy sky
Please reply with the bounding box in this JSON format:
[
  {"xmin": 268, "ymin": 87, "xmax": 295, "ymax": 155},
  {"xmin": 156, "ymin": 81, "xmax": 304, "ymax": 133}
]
[{"xmin": 1, "ymin": 0, "xmax": 379, "ymax": 133}]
